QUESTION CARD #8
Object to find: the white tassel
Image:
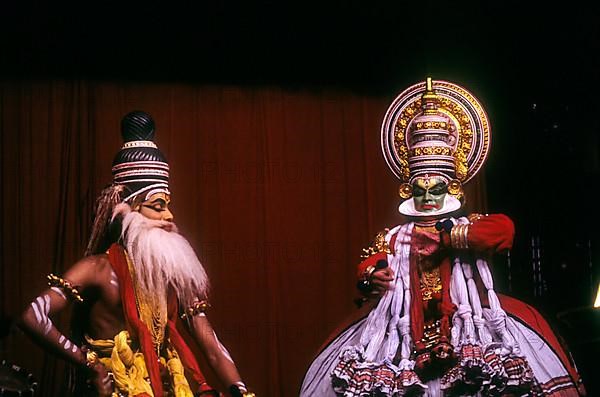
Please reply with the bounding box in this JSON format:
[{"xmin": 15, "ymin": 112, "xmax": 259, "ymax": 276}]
[
  {"xmin": 452, "ymin": 258, "xmax": 475, "ymax": 344},
  {"xmin": 477, "ymin": 258, "xmax": 519, "ymax": 355},
  {"xmin": 383, "ymin": 272, "xmax": 404, "ymax": 360},
  {"xmin": 398, "ymin": 223, "xmax": 414, "ymax": 364},
  {"xmin": 360, "ymin": 224, "xmax": 409, "ymax": 362},
  {"xmin": 462, "ymin": 262, "xmax": 492, "ymax": 345}
]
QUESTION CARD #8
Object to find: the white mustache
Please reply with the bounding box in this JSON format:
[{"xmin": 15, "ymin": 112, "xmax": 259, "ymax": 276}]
[
  {"xmin": 113, "ymin": 203, "xmax": 178, "ymax": 233},
  {"xmin": 111, "ymin": 202, "xmax": 209, "ymax": 307}
]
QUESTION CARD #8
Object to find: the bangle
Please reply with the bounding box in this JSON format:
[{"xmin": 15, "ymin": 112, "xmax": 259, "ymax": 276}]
[
  {"xmin": 363, "ymin": 265, "xmax": 376, "ymax": 281},
  {"xmin": 450, "ymin": 225, "xmax": 458, "ymax": 248},
  {"xmin": 229, "ymin": 383, "xmax": 255, "ymax": 397},
  {"xmin": 450, "ymin": 224, "xmax": 469, "ymax": 249},
  {"xmin": 461, "ymin": 224, "xmax": 469, "ymax": 248},
  {"xmin": 236, "ymin": 383, "xmax": 248, "ymax": 393}
]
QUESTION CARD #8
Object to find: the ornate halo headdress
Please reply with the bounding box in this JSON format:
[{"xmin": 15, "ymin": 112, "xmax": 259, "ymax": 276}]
[{"xmin": 381, "ymin": 78, "xmax": 491, "ymax": 217}]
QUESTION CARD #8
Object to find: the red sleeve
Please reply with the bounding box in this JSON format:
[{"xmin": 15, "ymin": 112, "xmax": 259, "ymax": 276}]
[
  {"xmin": 468, "ymin": 214, "xmax": 515, "ymax": 253},
  {"xmin": 356, "ymin": 252, "xmax": 387, "ymax": 280},
  {"xmin": 355, "ymin": 229, "xmax": 395, "ymax": 281}
]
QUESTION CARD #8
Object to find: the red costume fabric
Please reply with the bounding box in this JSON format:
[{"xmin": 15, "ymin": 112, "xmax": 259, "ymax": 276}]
[
  {"xmin": 108, "ymin": 244, "xmax": 214, "ymax": 396},
  {"xmin": 466, "ymin": 214, "xmax": 515, "ymax": 253}
]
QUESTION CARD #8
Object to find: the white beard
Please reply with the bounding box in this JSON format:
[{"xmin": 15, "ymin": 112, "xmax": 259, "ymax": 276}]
[{"xmin": 112, "ymin": 203, "xmax": 209, "ymax": 308}]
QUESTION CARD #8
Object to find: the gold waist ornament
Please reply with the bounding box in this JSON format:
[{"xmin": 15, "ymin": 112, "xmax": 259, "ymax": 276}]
[{"xmin": 86, "ymin": 331, "xmax": 194, "ymax": 397}]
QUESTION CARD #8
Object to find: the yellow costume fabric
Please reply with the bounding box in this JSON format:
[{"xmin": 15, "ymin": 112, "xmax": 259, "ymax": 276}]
[{"xmin": 86, "ymin": 330, "xmax": 194, "ymax": 397}]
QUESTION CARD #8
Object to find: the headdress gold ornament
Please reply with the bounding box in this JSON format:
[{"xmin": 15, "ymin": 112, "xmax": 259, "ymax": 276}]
[
  {"xmin": 381, "ymin": 78, "xmax": 491, "ymax": 198},
  {"xmin": 398, "ymin": 183, "xmax": 413, "ymax": 199}
]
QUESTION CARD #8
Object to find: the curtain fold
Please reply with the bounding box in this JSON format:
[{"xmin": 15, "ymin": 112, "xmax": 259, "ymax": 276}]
[{"xmin": 0, "ymin": 80, "xmax": 486, "ymax": 396}]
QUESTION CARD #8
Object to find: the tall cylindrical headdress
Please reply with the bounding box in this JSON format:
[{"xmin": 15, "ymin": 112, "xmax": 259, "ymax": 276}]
[
  {"xmin": 85, "ymin": 111, "xmax": 170, "ymax": 255},
  {"xmin": 381, "ymin": 78, "xmax": 491, "ymax": 205},
  {"xmin": 111, "ymin": 111, "xmax": 170, "ymax": 203}
]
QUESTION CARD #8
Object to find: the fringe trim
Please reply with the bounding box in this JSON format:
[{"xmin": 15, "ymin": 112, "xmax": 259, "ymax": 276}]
[
  {"xmin": 440, "ymin": 344, "xmax": 537, "ymax": 396},
  {"xmin": 331, "ymin": 348, "xmax": 427, "ymax": 396}
]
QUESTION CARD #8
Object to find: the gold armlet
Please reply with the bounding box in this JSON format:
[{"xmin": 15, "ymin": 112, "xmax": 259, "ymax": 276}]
[
  {"xmin": 181, "ymin": 300, "xmax": 210, "ymax": 319},
  {"xmin": 47, "ymin": 274, "xmax": 83, "ymax": 302}
]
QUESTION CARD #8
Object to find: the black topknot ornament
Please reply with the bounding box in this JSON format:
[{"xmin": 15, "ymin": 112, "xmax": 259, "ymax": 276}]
[
  {"xmin": 121, "ymin": 111, "xmax": 156, "ymax": 142},
  {"xmin": 111, "ymin": 110, "xmax": 170, "ymax": 202},
  {"xmin": 112, "ymin": 110, "xmax": 168, "ymax": 171}
]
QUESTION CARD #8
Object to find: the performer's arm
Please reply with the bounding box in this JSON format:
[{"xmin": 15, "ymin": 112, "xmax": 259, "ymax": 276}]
[
  {"xmin": 17, "ymin": 256, "xmax": 112, "ymax": 396},
  {"xmin": 189, "ymin": 314, "xmax": 250, "ymax": 396},
  {"xmin": 440, "ymin": 213, "xmax": 515, "ymax": 253}
]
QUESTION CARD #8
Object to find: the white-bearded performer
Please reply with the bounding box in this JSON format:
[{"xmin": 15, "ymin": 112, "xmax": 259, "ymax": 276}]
[
  {"xmin": 18, "ymin": 111, "xmax": 254, "ymax": 397},
  {"xmin": 301, "ymin": 79, "xmax": 586, "ymax": 396}
]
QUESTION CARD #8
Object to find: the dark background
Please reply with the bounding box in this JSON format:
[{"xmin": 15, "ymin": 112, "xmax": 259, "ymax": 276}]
[{"xmin": 1, "ymin": 1, "xmax": 598, "ymax": 395}]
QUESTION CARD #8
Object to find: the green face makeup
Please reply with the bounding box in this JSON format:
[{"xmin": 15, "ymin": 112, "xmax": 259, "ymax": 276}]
[{"xmin": 412, "ymin": 176, "xmax": 448, "ymax": 213}]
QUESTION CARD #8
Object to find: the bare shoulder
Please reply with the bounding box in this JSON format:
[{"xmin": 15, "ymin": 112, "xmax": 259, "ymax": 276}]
[
  {"xmin": 62, "ymin": 253, "xmax": 113, "ymax": 289},
  {"xmin": 85, "ymin": 253, "xmax": 112, "ymax": 272}
]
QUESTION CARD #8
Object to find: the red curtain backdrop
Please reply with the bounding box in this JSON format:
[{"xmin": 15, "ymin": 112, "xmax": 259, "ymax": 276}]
[{"xmin": 0, "ymin": 80, "xmax": 486, "ymax": 396}]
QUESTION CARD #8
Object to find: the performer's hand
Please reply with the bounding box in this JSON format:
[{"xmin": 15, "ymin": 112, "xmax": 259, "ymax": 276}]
[
  {"xmin": 88, "ymin": 362, "xmax": 112, "ymax": 397},
  {"xmin": 369, "ymin": 267, "xmax": 395, "ymax": 295}
]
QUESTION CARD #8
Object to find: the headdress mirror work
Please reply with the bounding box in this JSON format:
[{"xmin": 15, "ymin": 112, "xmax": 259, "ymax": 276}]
[{"xmin": 381, "ymin": 78, "xmax": 491, "ymax": 189}]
